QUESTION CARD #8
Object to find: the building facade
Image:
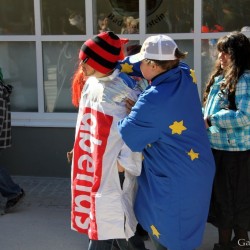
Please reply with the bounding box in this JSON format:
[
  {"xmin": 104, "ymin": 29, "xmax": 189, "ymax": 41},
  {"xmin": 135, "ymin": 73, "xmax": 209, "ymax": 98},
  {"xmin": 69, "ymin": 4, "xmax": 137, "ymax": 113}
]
[{"xmin": 0, "ymin": 0, "xmax": 249, "ymax": 177}]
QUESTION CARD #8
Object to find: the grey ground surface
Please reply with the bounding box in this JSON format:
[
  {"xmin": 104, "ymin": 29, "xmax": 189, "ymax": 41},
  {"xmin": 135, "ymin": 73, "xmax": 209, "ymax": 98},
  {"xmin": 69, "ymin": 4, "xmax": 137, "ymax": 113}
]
[{"xmin": 0, "ymin": 176, "xmax": 218, "ymax": 250}]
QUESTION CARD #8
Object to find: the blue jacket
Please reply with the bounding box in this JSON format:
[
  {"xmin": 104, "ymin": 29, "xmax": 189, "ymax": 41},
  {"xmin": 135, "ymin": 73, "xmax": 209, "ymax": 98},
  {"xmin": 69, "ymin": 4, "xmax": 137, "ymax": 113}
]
[
  {"xmin": 118, "ymin": 62, "xmax": 215, "ymax": 250},
  {"xmin": 203, "ymin": 71, "xmax": 250, "ymax": 151}
]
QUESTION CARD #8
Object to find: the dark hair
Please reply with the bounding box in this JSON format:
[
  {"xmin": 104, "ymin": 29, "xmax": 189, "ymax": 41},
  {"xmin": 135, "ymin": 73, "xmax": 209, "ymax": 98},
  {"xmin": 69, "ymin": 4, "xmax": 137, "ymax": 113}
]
[{"xmin": 203, "ymin": 31, "xmax": 250, "ymax": 104}]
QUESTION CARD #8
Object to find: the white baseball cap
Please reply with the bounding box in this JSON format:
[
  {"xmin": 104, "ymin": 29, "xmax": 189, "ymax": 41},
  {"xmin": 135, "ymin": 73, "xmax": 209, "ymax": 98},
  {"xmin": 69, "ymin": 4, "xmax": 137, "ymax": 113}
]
[
  {"xmin": 241, "ymin": 26, "xmax": 250, "ymax": 32},
  {"xmin": 129, "ymin": 35, "xmax": 178, "ymax": 63}
]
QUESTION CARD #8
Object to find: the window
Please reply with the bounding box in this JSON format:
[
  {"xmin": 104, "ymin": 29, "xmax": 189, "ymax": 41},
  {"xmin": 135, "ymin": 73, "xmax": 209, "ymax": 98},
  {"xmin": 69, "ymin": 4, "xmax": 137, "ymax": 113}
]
[
  {"xmin": 201, "ymin": 38, "xmax": 218, "ymax": 94},
  {"xmin": 0, "ymin": 0, "xmax": 35, "ymax": 35},
  {"xmin": 43, "ymin": 41, "xmax": 82, "ymax": 112},
  {"xmin": 146, "ymin": 0, "xmax": 194, "ymax": 33},
  {"xmin": 41, "ymin": 0, "xmax": 86, "ymax": 35},
  {"xmin": 93, "ymin": 0, "xmax": 139, "ymax": 35},
  {"xmin": 0, "ymin": 0, "xmax": 249, "ymax": 127},
  {"xmin": 0, "ymin": 42, "xmax": 37, "ymax": 111},
  {"xmin": 202, "ymin": 0, "xmax": 250, "ymax": 33}
]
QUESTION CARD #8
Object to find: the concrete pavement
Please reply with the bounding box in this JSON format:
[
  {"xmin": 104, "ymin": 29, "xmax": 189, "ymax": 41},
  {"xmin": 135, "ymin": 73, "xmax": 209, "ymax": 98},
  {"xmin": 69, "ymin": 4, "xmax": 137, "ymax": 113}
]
[{"xmin": 0, "ymin": 176, "xmax": 217, "ymax": 250}]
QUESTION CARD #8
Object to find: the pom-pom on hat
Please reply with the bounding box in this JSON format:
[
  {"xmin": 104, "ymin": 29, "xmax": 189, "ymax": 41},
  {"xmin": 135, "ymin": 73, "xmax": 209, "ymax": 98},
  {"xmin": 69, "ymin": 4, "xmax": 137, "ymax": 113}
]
[
  {"xmin": 79, "ymin": 31, "xmax": 128, "ymax": 74},
  {"xmin": 129, "ymin": 35, "xmax": 178, "ymax": 63}
]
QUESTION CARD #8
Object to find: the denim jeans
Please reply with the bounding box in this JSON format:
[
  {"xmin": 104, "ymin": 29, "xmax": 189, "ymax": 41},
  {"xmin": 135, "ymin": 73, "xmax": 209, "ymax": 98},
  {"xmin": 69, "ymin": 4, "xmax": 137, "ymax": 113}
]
[{"xmin": 0, "ymin": 165, "xmax": 22, "ymax": 200}]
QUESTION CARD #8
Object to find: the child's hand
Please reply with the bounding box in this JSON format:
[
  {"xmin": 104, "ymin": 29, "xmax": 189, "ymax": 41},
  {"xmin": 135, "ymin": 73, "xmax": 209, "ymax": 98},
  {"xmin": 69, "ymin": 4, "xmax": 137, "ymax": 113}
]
[
  {"xmin": 117, "ymin": 162, "xmax": 125, "ymax": 172},
  {"xmin": 67, "ymin": 149, "xmax": 73, "ymax": 163},
  {"xmin": 126, "ymin": 98, "xmax": 135, "ymax": 114}
]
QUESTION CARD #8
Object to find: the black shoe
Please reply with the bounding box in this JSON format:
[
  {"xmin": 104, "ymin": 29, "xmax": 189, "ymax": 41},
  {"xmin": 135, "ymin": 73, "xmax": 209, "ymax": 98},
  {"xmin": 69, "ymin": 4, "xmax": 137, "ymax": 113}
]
[{"xmin": 4, "ymin": 189, "xmax": 25, "ymax": 213}]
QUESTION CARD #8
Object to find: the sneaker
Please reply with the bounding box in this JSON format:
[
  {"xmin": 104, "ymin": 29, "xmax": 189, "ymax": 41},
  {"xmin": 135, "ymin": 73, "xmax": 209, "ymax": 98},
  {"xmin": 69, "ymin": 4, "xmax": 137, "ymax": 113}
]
[{"xmin": 4, "ymin": 189, "xmax": 25, "ymax": 213}]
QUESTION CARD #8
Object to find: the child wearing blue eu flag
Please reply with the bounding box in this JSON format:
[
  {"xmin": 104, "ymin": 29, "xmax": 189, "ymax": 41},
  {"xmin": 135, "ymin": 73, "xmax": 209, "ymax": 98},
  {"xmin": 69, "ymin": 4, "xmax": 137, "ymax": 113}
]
[{"xmin": 118, "ymin": 35, "xmax": 215, "ymax": 250}]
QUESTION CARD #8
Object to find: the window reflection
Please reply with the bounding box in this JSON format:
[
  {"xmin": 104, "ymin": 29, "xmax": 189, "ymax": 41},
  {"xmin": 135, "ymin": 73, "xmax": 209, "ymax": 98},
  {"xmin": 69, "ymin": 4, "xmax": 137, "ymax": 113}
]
[
  {"xmin": 96, "ymin": 13, "xmax": 112, "ymax": 33},
  {"xmin": 202, "ymin": 0, "xmax": 250, "ymax": 33},
  {"xmin": 41, "ymin": 0, "xmax": 86, "ymax": 35},
  {"xmin": 124, "ymin": 41, "xmax": 141, "ymax": 56},
  {"xmin": 93, "ymin": 0, "xmax": 139, "ymax": 34},
  {"xmin": 0, "ymin": 42, "xmax": 37, "ymax": 111},
  {"xmin": 201, "ymin": 39, "xmax": 218, "ymax": 95},
  {"xmin": 176, "ymin": 40, "xmax": 194, "ymax": 69},
  {"xmin": 121, "ymin": 16, "xmax": 139, "ymax": 34},
  {"xmin": 146, "ymin": 0, "xmax": 194, "ymax": 33},
  {"xmin": 43, "ymin": 41, "xmax": 82, "ymax": 113},
  {"xmin": 0, "ymin": 0, "xmax": 34, "ymax": 35}
]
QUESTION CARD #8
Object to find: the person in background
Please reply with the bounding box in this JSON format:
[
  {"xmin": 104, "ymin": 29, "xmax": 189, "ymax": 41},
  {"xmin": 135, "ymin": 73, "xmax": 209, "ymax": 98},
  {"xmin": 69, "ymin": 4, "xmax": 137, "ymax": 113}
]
[
  {"xmin": 203, "ymin": 31, "xmax": 250, "ymax": 250},
  {"xmin": 97, "ymin": 13, "xmax": 111, "ymax": 34},
  {"xmin": 0, "ymin": 67, "xmax": 25, "ymax": 214},
  {"xmin": 118, "ymin": 35, "xmax": 215, "ymax": 250},
  {"xmin": 70, "ymin": 31, "xmax": 147, "ymax": 250},
  {"xmin": 121, "ymin": 16, "xmax": 139, "ymax": 34}
]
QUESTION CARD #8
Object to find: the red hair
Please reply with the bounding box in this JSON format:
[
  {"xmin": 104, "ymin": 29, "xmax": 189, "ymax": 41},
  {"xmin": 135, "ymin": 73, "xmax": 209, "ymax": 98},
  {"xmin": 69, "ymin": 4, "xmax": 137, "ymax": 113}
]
[{"xmin": 71, "ymin": 64, "xmax": 86, "ymax": 107}]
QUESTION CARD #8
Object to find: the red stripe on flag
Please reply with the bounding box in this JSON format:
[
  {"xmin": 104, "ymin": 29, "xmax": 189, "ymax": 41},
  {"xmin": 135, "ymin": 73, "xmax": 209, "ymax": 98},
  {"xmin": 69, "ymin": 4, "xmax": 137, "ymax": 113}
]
[{"xmin": 71, "ymin": 107, "xmax": 113, "ymax": 239}]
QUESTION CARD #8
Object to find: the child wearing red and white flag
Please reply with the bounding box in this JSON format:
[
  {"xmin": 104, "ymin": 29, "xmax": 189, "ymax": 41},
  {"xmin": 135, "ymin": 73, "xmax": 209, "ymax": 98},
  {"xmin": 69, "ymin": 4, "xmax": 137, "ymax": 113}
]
[{"xmin": 71, "ymin": 31, "xmax": 146, "ymax": 250}]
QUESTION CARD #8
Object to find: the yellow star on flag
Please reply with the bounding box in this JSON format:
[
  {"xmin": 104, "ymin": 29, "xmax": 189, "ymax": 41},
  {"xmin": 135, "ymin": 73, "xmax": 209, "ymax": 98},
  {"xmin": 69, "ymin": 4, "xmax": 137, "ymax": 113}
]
[
  {"xmin": 169, "ymin": 120, "xmax": 187, "ymax": 135},
  {"xmin": 151, "ymin": 225, "xmax": 160, "ymax": 239},
  {"xmin": 187, "ymin": 149, "xmax": 199, "ymax": 160},
  {"xmin": 120, "ymin": 63, "xmax": 133, "ymax": 74},
  {"xmin": 190, "ymin": 69, "xmax": 197, "ymax": 84},
  {"xmin": 147, "ymin": 144, "xmax": 152, "ymax": 148}
]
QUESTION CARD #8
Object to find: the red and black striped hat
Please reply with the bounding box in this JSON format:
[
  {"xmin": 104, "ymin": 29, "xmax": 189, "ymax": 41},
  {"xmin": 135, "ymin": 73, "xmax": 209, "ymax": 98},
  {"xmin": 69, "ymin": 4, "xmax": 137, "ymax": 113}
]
[{"xmin": 79, "ymin": 31, "xmax": 127, "ymax": 74}]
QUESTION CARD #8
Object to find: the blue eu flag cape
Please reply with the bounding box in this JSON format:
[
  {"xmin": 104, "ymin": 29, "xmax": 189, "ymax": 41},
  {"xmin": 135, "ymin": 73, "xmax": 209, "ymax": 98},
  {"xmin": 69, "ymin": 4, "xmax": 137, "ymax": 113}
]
[{"xmin": 118, "ymin": 60, "xmax": 215, "ymax": 250}]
